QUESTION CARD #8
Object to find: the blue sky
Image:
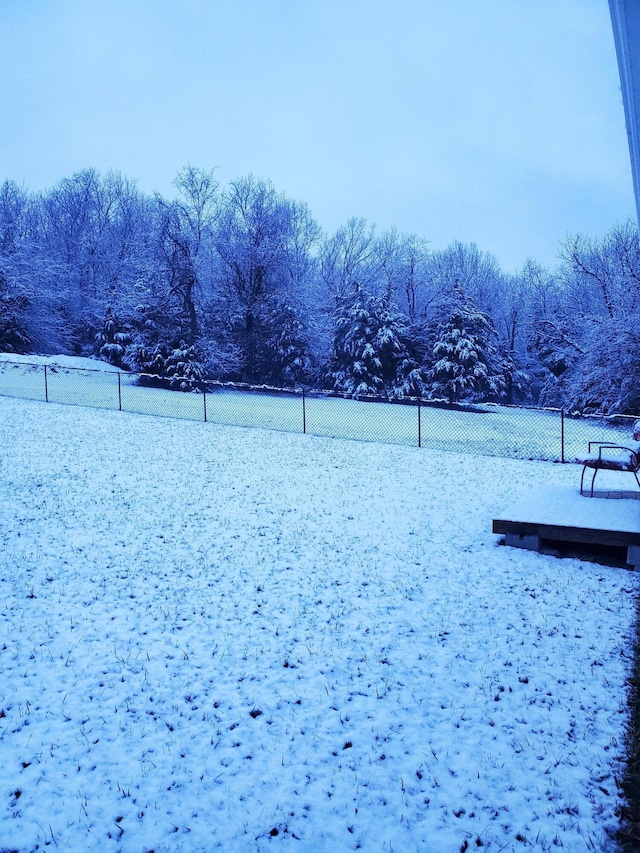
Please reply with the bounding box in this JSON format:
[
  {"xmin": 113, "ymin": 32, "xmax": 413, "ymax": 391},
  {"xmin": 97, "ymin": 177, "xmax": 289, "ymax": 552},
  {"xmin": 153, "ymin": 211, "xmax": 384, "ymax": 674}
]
[{"xmin": 0, "ymin": 0, "xmax": 635, "ymax": 272}]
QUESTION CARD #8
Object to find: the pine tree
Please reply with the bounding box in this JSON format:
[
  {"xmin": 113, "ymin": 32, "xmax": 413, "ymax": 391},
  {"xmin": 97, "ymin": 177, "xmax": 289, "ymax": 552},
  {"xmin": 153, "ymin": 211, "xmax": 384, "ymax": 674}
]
[
  {"xmin": 131, "ymin": 340, "xmax": 205, "ymax": 390},
  {"xmin": 262, "ymin": 298, "xmax": 312, "ymax": 386},
  {"xmin": 164, "ymin": 341, "xmax": 206, "ymax": 390},
  {"xmin": 328, "ymin": 289, "xmax": 420, "ymax": 398},
  {"xmin": 497, "ymin": 345, "xmax": 532, "ymax": 405},
  {"xmin": 428, "ymin": 286, "xmax": 501, "ymax": 403},
  {"xmin": 95, "ymin": 311, "xmax": 132, "ymax": 368}
]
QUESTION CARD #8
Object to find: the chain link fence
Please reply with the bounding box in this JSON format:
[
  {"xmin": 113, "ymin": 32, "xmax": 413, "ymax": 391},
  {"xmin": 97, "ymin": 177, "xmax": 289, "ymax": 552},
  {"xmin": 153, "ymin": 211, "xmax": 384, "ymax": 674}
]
[{"xmin": 0, "ymin": 358, "xmax": 636, "ymax": 463}]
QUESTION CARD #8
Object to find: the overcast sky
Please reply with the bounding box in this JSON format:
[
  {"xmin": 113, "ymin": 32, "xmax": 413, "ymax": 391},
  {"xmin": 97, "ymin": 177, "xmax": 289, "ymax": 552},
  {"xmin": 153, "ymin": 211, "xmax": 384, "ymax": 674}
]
[{"xmin": 0, "ymin": 0, "xmax": 635, "ymax": 272}]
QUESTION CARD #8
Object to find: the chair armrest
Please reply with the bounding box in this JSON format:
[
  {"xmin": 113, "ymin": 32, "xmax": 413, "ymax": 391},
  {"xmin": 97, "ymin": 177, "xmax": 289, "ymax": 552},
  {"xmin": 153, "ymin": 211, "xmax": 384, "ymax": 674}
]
[
  {"xmin": 588, "ymin": 441, "xmax": 621, "ymax": 452},
  {"xmin": 587, "ymin": 442, "xmax": 637, "ymax": 459}
]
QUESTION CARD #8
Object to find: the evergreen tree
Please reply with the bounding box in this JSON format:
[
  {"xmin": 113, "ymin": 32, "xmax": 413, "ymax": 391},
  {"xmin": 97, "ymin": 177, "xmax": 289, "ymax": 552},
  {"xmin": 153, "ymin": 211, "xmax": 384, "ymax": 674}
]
[
  {"xmin": 131, "ymin": 339, "xmax": 205, "ymax": 390},
  {"xmin": 497, "ymin": 345, "xmax": 532, "ymax": 405},
  {"xmin": 94, "ymin": 310, "xmax": 132, "ymax": 368},
  {"xmin": 328, "ymin": 289, "xmax": 420, "ymax": 398},
  {"xmin": 163, "ymin": 341, "xmax": 206, "ymax": 390},
  {"xmin": 261, "ymin": 297, "xmax": 312, "ymax": 386},
  {"xmin": 428, "ymin": 286, "xmax": 502, "ymax": 403}
]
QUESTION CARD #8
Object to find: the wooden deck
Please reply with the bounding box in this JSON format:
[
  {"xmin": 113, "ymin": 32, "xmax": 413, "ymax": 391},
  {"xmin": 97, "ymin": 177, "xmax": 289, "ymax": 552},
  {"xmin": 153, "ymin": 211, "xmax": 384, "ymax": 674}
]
[{"xmin": 492, "ymin": 486, "xmax": 640, "ymax": 569}]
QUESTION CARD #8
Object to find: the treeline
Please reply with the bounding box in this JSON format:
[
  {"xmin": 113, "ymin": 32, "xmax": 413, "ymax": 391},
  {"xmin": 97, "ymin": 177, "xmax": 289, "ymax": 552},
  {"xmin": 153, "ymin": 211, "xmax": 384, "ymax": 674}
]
[{"xmin": 0, "ymin": 166, "xmax": 638, "ymax": 413}]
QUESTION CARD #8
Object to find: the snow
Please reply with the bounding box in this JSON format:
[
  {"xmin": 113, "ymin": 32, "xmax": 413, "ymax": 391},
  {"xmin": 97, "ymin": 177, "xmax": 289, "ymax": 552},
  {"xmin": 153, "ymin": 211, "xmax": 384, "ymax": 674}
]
[
  {"xmin": 0, "ymin": 383, "xmax": 638, "ymax": 852},
  {"xmin": 0, "ymin": 355, "xmax": 633, "ymax": 466},
  {"xmin": 0, "ymin": 353, "xmax": 125, "ymax": 372},
  {"xmin": 495, "ymin": 485, "xmax": 640, "ymax": 534}
]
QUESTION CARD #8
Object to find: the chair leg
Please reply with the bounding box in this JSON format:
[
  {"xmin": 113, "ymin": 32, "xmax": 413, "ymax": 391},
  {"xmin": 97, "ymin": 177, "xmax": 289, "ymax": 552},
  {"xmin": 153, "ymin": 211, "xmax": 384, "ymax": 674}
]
[
  {"xmin": 590, "ymin": 467, "xmax": 598, "ymax": 497},
  {"xmin": 580, "ymin": 465, "xmax": 587, "ymax": 495}
]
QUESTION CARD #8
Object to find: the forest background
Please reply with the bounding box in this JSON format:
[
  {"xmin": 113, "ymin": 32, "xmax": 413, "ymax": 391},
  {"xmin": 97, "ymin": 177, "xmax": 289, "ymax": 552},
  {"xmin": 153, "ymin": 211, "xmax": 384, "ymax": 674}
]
[{"xmin": 0, "ymin": 166, "xmax": 638, "ymax": 414}]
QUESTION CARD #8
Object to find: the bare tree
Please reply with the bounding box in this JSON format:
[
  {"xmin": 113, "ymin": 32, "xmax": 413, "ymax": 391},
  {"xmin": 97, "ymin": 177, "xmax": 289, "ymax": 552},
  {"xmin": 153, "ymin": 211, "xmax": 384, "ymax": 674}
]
[{"xmin": 213, "ymin": 175, "xmax": 320, "ymax": 382}]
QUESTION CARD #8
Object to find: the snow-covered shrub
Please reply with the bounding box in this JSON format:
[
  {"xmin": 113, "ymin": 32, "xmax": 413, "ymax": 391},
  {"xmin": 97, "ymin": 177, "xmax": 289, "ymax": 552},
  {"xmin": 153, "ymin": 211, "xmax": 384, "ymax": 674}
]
[
  {"xmin": 131, "ymin": 341, "xmax": 206, "ymax": 391},
  {"xmin": 95, "ymin": 314, "xmax": 132, "ymax": 368},
  {"xmin": 164, "ymin": 342, "xmax": 206, "ymax": 391}
]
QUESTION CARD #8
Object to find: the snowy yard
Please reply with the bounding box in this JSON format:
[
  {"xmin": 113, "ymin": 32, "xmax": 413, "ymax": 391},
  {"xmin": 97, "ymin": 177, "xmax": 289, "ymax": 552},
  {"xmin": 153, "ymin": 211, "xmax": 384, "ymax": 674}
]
[
  {"xmin": 0, "ymin": 354, "xmax": 632, "ymax": 464},
  {"xmin": 0, "ymin": 391, "xmax": 638, "ymax": 852}
]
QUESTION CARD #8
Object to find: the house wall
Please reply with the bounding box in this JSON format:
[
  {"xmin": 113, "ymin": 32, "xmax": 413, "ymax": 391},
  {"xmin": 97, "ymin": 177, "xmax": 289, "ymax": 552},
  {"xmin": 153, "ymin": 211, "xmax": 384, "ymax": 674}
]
[{"xmin": 609, "ymin": 0, "xmax": 640, "ymax": 225}]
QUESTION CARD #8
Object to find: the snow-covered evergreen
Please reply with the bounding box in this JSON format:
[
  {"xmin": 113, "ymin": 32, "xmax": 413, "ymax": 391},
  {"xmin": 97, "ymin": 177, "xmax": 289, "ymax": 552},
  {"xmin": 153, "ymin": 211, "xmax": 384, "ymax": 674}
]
[
  {"xmin": 428, "ymin": 285, "xmax": 502, "ymax": 403},
  {"xmin": 329, "ymin": 289, "xmax": 421, "ymax": 398},
  {"xmin": 95, "ymin": 312, "xmax": 132, "ymax": 368},
  {"xmin": 261, "ymin": 298, "xmax": 312, "ymax": 386},
  {"xmin": 128, "ymin": 340, "xmax": 205, "ymax": 391}
]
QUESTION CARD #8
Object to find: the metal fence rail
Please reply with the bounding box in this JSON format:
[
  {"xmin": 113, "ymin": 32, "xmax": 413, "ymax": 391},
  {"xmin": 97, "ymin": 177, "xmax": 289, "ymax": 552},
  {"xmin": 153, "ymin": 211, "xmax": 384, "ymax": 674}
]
[{"xmin": 0, "ymin": 358, "xmax": 636, "ymax": 463}]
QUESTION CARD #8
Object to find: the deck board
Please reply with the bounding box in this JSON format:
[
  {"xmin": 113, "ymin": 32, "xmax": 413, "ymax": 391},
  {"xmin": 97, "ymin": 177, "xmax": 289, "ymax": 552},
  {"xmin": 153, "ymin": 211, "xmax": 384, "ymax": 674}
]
[{"xmin": 493, "ymin": 486, "xmax": 640, "ymax": 566}]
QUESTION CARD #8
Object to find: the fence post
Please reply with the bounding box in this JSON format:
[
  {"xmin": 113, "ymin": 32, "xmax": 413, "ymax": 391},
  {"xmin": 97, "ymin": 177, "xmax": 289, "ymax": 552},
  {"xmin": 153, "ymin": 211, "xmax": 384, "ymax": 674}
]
[
  {"xmin": 418, "ymin": 400, "xmax": 421, "ymax": 448},
  {"xmin": 44, "ymin": 364, "xmax": 49, "ymax": 403},
  {"xmin": 117, "ymin": 372, "xmax": 122, "ymax": 411},
  {"xmin": 561, "ymin": 409, "xmax": 565, "ymax": 463},
  {"xmin": 302, "ymin": 388, "xmax": 306, "ymax": 434},
  {"xmin": 203, "ymin": 387, "xmax": 207, "ymax": 423}
]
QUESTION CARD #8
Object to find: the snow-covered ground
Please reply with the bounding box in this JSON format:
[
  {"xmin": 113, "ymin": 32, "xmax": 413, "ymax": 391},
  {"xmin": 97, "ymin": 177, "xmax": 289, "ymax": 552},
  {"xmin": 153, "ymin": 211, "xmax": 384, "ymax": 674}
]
[
  {"xmin": 0, "ymin": 387, "xmax": 637, "ymax": 852},
  {"xmin": 0, "ymin": 353, "xmax": 632, "ymax": 463}
]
